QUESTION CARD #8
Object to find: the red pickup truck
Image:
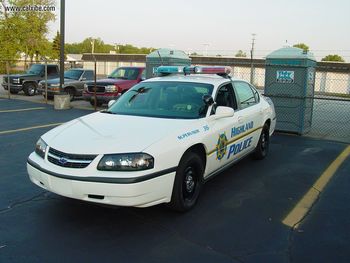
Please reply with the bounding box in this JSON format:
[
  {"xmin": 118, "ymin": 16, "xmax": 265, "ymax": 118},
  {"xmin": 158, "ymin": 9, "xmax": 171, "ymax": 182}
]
[{"xmin": 83, "ymin": 66, "xmax": 145, "ymax": 106}]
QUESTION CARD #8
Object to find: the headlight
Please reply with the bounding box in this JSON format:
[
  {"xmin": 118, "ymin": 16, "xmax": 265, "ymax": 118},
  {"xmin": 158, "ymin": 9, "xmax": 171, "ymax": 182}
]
[
  {"xmin": 13, "ymin": 78, "xmax": 20, "ymax": 84},
  {"xmin": 83, "ymin": 84, "xmax": 88, "ymax": 91},
  {"xmin": 97, "ymin": 153, "xmax": 154, "ymax": 171},
  {"xmin": 35, "ymin": 138, "xmax": 47, "ymax": 159},
  {"xmin": 105, "ymin": 85, "xmax": 117, "ymax": 92}
]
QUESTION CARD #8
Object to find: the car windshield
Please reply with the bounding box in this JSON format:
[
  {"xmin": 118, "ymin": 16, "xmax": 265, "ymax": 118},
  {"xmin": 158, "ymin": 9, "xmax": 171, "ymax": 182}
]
[
  {"xmin": 108, "ymin": 81, "xmax": 214, "ymax": 119},
  {"xmin": 108, "ymin": 68, "xmax": 140, "ymax": 80},
  {"xmin": 26, "ymin": 64, "xmax": 43, "ymax": 75},
  {"xmin": 64, "ymin": 70, "xmax": 83, "ymax": 80}
]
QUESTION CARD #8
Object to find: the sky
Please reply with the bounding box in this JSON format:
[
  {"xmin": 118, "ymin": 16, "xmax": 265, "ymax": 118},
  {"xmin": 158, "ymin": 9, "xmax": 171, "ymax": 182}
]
[{"xmin": 48, "ymin": 0, "xmax": 350, "ymax": 61}]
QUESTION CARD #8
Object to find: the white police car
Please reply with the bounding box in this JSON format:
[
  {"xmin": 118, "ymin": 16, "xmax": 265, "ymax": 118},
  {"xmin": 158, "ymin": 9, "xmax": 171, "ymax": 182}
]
[{"xmin": 27, "ymin": 66, "xmax": 276, "ymax": 211}]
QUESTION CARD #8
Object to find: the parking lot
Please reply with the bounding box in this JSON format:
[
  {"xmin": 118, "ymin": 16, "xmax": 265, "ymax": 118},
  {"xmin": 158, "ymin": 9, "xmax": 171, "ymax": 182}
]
[{"xmin": 0, "ymin": 98, "xmax": 349, "ymax": 262}]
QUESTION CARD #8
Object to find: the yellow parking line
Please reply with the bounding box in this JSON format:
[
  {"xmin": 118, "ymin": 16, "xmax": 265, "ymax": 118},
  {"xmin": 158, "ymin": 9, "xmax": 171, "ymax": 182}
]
[
  {"xmin": 0, "ymin": 123, "xmax": 63, "ymax": 135},
  {"xmin": 0, "ymin": 107, "xmax": 46, "ymax": 113},
  {"xmin": 282, "ymin": 145, "xmax": 350, "ymax": 229}
]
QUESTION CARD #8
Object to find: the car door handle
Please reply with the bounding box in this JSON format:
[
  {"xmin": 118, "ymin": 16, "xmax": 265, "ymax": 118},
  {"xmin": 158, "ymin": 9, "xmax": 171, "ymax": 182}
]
[{"xmin": 238, "ymin": 116, "xmax": 244, "ymax": 123}]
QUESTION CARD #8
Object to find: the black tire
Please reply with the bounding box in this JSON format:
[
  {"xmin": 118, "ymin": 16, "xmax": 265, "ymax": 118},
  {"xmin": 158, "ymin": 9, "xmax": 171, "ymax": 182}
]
[
  {"xmin": 65, "ymin": 88, "xmax": 75, "ymax": 101},
  {"xmin": 90, "ymin": 99, "xmax": 103, "ymax": 107},
  {"xmin": 44, "ymin": 95, "xmax": 54, "ymax": 100},
  {"xmin": 9, "ymin": 90, "xmax": 18, "ymax": 94},
  {"xmin": 169, "ymin": 152, "xmax": 204, "ymax": 212},
  {"xmin": 23, "ymin": 83, "xmax": 36, "ymax": 96},
  {"xmin": 253, "ymin": 123, "xmax": 270, "ymax": 160}
]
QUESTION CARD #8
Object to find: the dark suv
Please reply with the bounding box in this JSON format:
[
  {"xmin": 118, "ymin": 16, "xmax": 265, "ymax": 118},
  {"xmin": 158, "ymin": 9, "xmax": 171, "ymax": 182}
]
[
  {"xmin": 2, "ymin": 64, "xmax": 59, "ymax": 96},
  {"xmin": 38, "ymin": 68, "xmax": 94, "ymax": 100},
  {"xmin": 83, "ymin": 66, "xmax": 145, "ymax": 106}
]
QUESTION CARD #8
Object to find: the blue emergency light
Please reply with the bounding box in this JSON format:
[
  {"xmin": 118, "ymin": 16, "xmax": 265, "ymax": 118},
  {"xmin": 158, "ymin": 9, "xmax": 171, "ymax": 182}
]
[{"xmin": 155, "ymin": 66, "xmax": 232, "ymax": 77}]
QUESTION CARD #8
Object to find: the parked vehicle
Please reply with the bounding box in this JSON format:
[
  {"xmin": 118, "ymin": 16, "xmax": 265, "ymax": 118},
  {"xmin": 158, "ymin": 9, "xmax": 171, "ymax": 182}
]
[
  {"xmin": 2, "ymin": 64, "xmax": 59, "ymax": 96},
  {"xmin": 83, "ymin": 66, "xmax": 145, "ymax": 106},
  {"xmin": 27, "ymin": 66, "xmax": 276, "ymax": 212},
  {"xmin": 38, "ymin": 68, "xmax": 94, "ymax": 100}
]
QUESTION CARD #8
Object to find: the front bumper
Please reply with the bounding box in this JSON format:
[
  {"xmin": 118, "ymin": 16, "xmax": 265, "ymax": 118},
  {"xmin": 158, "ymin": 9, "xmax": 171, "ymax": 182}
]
[
  {"xmin": 27, "ymin": 153, "xmax": 176, "ymax": 207},
  {"xmin": 83, "ymin": 92, "xmax": 121, "ymax": 103},
  {"xmin": 2, "ymin": 83, "xmax": 22, "ymax": 91}
]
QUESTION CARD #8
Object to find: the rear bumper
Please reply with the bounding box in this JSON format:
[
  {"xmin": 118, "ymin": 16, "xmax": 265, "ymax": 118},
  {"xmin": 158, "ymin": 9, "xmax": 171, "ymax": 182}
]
[{"xmin": 27, "ymin": 154, "xmax": 176, "ymax": 208}]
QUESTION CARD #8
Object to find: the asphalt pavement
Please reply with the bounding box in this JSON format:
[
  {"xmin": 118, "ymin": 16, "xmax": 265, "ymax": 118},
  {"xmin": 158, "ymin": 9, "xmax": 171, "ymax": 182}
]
[{"xmin": 0, "ymin": 98, "xmax": 349, "ymax": 263}]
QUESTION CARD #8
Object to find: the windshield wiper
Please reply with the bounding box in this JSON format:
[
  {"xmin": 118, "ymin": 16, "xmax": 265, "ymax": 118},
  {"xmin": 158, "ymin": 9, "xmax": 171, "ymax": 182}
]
[
  {"xmin": 128, "ymin": 87, "xmax": 151, "ymax": 103},
  {"xmin": 100, "ymin": 110, "xmax": 116, "ymax": 114}
]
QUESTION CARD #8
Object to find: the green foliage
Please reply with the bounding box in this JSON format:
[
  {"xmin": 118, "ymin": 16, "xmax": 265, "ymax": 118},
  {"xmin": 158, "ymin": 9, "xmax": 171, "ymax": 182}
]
[
  {"xmin": 293, "ymin": 43, "xmax": 309, "ymax": 52},
  {"xmin": 51, "ymin": 30, "xmax": 60, "ymax": 60},
  {"xmin": 235, "ymin": 50, "xmax": 247, "ymax": 57},
  {"xmin": 65, "ymin": 38, "xmax": 154, "ymax": 54},
  {"xmin": 321, "ymin": 54, "xmax": 345, "ymax": 62},
  {"xmin": 0, "ymin": 0, "xmax": 56, "ymax": 66}
]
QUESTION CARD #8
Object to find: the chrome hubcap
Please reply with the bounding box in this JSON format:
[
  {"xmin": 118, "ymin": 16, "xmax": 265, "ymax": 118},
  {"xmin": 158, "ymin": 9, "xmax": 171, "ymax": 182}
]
[{"xmin": 185, "ymin": 173, "xmax": 195, "ymax": 193}]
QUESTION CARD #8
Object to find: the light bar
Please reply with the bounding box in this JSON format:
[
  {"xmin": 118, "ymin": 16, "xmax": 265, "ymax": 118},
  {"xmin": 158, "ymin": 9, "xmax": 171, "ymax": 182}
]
[
  {"xmin": 155, "ymin": 66, "xmax": 232, "ymax": 76},
  {"xmin": 155, "ymin": 66, "xmax": 184, "ymax": 74},
  {"xmin": 194, "ymin": 66, "xmax": 232, "ymax": 75}
]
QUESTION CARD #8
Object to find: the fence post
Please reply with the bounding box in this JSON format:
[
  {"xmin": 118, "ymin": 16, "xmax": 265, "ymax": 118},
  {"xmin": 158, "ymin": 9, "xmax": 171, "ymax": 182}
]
[
  {"xmin": 94, "ymin": 57, "xmax": 97, "ymax": 111},
  {"xmin": 45, "ymin": 59, "xmax": 48, "ymax": 104},
  {"xmin": 320, "ymin": 72, "xmax": 327, "ymax": 93},
  {"xmin": 6, "ymin": 61, "xmax": 10, "ymax": 99}
]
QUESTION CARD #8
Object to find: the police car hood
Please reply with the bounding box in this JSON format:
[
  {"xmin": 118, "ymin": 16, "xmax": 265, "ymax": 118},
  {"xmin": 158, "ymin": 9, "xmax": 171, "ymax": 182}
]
[{"xmin": 42, "ymin": 112, "xmax": 197, "ymax": 154}]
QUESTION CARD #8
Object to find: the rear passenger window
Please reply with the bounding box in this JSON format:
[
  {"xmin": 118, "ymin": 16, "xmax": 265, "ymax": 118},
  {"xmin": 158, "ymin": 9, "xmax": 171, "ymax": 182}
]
[{"xmin": 234, "ymin": 82, "xmax": 258, "ymax": 109}]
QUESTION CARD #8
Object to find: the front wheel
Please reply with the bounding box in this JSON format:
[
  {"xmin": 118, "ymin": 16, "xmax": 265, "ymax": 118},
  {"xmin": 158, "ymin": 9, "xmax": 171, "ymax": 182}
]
[
  {"xmin": 169, "ymin": 152, "xmax": 204, "ymax": 212},
  {"xmin": 23, "ymin": 83, "xmax": 36, "ymax": 96},
  {"xmin": 90, "ymin": 99, "xmax": 102, "ymax": 107},
  {"xmin": 253, "ymin": 123, "xmax": 270, "ymax": 160}
]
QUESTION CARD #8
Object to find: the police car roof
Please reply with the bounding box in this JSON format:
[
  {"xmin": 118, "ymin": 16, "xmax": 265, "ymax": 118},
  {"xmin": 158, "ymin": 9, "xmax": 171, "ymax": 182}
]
[{"xmin": 144, "ymin": 74, "xmax": 242, "ymax": 86}]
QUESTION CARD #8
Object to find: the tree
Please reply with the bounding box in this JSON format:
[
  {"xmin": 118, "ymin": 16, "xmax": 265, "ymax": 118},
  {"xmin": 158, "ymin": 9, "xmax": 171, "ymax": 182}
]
[
  {"xmin": 321, "ymin": 54, "xmax": 345, "ymax": 62},
  {"xmin": 293, "ymin": 43, "xmax": 309, "ymax": 52},
  {"xmin": 65, "ymin": 39, "xmax": 154, "ymax": 55},
  {"xmin": 51, "ymin": 30, "xmax": 60, "ymax": 60},
  {"xmin": 0, "ymin": 1, "xmax": 24, "ymax": 72},
  {"xmin": 235, "ymin": 50, "xmax": 247, "ymax": 57},
  {"xmin": 0, "ymin": 0, "xmax": 56, "ymax": 66}
]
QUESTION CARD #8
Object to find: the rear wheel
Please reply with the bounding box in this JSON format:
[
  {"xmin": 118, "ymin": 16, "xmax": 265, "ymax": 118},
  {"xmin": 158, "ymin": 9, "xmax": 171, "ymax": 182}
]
[
  {"xmin": 253, "ymin": 123, "xmax": 270, "ymax": 160},
  {"xmin": 169, "ymin": 152, "xmax": 204, "ymax": 212},
  {"xmin": 65, "ymin": 88, "xmax": 75, "ymax": 101},
  {"xmin": 9, "ymin": 90, "xmax": 18, "ymax": 94},
  {"xmin": 23, "ymin": 83, "xmax": 36, "ymax": 96}
]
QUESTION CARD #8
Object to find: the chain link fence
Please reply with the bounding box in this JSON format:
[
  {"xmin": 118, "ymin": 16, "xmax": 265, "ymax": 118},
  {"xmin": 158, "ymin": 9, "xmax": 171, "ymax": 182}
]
[{"xmin": 1, "ymin": 57, "xmax": 349, "ymax": 143}]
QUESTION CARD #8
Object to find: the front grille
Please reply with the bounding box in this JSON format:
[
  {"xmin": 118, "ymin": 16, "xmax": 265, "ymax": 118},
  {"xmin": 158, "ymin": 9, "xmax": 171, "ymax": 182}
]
[
  {"xmin": 48, "ymin": 147, "xmax": 97, "ymax": 169},
  {"xmin": 88, "ymin": 85, "xmax": 105, "ymax": 93}
]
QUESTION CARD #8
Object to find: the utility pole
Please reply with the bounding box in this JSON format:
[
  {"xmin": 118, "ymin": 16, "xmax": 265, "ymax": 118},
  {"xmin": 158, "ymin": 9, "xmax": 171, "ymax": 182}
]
[
  {"xmin": 91, "ymin": 40, "xmax": 95, "ymax": 54},
  {"xmin": 59, "ymin": 0, "xmax": 65, "ymax": 90},
  {"xmin": 203, "ymin": 44, "xmax": 209, "ymax": 56},
  {"xmin": 250, "ymin": 33, "xmax": 256, "ymax": 84}
]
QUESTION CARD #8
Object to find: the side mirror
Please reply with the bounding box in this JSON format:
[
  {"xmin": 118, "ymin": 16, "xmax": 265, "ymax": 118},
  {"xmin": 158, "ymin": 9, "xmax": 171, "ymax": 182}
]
[
  {"xmin": 202, "ymin": 94, "xmax": 214, "ymax": 106},
  {"xmin": 80, "ymin": 77, "xmax": 86, "ymax": 81},
  {"xmin": 108, "ymin": 100, "xmax": 116, "ymax": 108},
  {"xmin": 214, "ymin": 106, "xmax": 234, "ymax": 119}
]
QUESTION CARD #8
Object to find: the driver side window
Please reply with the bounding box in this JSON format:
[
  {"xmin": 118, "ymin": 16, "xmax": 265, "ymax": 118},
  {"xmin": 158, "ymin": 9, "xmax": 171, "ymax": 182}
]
[{"xmin": 215, "ymin": 83, "xmax": 237, "ymax": 110}]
